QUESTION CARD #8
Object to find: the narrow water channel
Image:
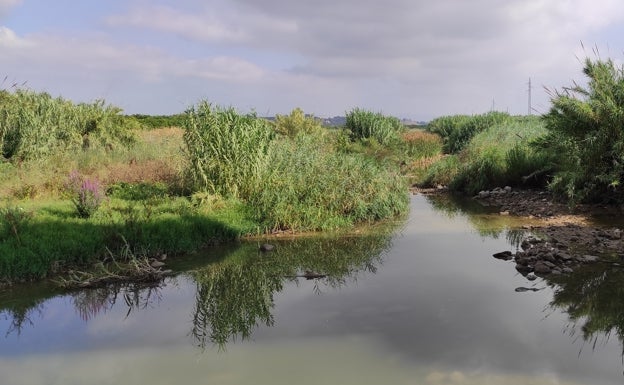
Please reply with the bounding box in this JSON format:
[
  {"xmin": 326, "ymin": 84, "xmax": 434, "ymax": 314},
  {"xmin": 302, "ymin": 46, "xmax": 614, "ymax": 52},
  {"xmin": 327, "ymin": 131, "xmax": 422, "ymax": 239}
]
[{"xmin": 1, "ymin": 194, "xmax": 623, "ymax": 384}]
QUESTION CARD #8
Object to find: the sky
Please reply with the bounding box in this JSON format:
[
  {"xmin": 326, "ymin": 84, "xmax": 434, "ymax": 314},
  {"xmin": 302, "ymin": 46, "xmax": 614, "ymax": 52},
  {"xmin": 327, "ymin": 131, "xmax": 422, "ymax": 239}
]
[{"xmin": 1, "ymin": 0, "xmax": 624, "ymax": 120}]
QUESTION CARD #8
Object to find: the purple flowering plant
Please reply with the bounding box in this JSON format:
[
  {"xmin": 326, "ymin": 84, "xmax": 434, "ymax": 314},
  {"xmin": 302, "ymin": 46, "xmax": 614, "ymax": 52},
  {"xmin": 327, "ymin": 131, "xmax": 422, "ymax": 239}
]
[{"xmin": 65, "ymin": 171, "xmax": 105, "ymax": 218}]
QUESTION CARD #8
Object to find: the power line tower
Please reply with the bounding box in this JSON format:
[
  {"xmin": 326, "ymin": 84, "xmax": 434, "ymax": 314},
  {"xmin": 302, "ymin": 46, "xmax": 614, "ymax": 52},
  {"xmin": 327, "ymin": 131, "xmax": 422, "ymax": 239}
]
[{"xmin": 527, "ymin": 77, "xmax": 532, "ymax": 116}]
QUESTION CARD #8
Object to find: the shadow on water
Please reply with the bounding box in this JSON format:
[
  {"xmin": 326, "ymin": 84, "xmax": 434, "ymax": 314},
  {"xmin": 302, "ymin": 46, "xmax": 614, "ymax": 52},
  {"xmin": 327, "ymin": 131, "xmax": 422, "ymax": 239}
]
[{"xmin": 0, "ymin": 224, "xmax": 398, "ymax": 350}]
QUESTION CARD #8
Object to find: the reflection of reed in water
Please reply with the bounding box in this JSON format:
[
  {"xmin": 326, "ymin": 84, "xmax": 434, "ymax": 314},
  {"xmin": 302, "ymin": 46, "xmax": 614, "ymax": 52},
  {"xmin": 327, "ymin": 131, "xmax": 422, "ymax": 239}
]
[
  {"xmin": 0, "ymin": 225, "xmax": 398, "ymax": 350},
  {"xmin": 189, "ymin": 231, "xmax": 396, "ymax": 349},
  {"xmin": 548, "ymin": 266, "xmax": 624, "ymax": 356},
  {"xmin": 71, "ymin": 282, "xmax": 164, "ymax": 321}
]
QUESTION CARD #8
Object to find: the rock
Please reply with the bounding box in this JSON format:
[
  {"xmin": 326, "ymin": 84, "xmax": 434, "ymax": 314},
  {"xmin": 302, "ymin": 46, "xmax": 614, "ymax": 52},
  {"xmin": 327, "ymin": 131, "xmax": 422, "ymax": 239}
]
[
  {"xmin": 555, "ymin": 252, "xmax": 573, "ymax": 261},
  {"xmin": 515, "ymin": 263, "xmax": 532, "ymax": 274},
  {"xmin": 150, "ymin": 260, "xmax": 166, "ymax": 268},
  {"xmin": 542, "ymin": 252, "xmax": 556, "ymax": 263},
  {"xmin": 504, "ymin": 186, "xmax": 512, "ymax": 193},
  {"xmin": 260, "ymin": 243, "xmax": 275, "ymax": 252},
  {"xmin": 478, "ymin": 190, "xmax": 490, "ymax": 198},
  {"xmin": 582, "ymin": 255, "xmax": 599, "ymax": 263},
  {"xmin": 534, "ymin": 261, "xmax": 552, "ymax": 274},
  {"xmin": 159, "ymin": 253, "xmax": 167, "ymax": 261},
  {"xmin": 562, "ymin": 267, "xmax": 574, "ymax": 274},
  {"xmin": 493, "ymin": 251, "xmax": 513, "ymax": 261},
  {"xmin": 526, "ymin": 273, "xmax": 537, "ymax": 281},
  {"xmin": 499, "ymin": 211, "xmax": 510, "ymax": 216}
]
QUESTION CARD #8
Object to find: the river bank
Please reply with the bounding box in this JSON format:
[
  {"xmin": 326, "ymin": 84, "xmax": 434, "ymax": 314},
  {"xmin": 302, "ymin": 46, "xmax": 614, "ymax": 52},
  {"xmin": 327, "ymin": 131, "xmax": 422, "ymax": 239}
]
[{"xmin": 467, "ymin": 187, "xmax": 624, "ymax": 278}]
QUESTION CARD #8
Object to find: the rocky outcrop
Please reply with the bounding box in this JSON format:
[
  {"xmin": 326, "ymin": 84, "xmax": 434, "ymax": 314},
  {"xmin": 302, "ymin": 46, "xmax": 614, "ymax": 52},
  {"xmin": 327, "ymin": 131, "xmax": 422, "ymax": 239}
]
[{"xmin": 494, "ymin": 224, "xmax": 624, "ymax": 277}]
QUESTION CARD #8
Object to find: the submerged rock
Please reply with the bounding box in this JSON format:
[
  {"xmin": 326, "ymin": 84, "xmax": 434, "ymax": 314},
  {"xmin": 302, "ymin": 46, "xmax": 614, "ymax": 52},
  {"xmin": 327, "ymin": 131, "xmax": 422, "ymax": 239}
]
[
  {"xmin": 493, "ymin": 251, "xmax": 513, "ymax": 261},
  {"xmin": 260, "ymin": 243, "xmax": 275, "ymax": 252}
]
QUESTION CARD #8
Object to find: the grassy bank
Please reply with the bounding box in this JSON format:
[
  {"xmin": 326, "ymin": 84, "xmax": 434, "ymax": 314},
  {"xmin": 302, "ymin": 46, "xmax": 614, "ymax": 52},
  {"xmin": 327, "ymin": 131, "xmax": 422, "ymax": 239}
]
[
  {"xmin": 1, "ymin": 96, "xmax": 430, "ymax": 283},
  {"xmin": 420, "ymin": 114, "xmax": 549, "ymax": 195}
]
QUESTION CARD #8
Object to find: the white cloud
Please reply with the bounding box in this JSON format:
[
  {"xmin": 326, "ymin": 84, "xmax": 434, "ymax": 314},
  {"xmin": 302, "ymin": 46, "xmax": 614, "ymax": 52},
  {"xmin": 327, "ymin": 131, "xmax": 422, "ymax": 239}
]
[
  {"xmin": 0, "ymin": 26, "xmax": 30, "ymax": 47},
  {"xmin": 3, "ymin": 0, "xmax": 624, "ymax": 117}
]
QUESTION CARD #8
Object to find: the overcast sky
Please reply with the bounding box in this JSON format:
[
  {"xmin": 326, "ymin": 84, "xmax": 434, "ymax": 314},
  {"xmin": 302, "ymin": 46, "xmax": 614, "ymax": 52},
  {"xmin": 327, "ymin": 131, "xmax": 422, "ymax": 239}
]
[{"xmin": 2, "ymin": 0, "xmax": 624, "ymax": 120}]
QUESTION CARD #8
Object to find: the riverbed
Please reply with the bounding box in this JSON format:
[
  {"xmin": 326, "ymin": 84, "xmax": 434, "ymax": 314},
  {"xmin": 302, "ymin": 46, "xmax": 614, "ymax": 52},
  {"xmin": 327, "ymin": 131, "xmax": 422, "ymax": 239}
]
[{"xmin": 1, "ymin": 194, "xmax": 623, "ymax": 384}]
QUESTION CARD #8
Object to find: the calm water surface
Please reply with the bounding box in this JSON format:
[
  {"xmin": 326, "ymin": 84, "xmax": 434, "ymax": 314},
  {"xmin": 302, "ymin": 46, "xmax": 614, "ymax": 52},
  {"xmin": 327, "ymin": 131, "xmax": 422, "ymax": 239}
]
[{"xmin": 1, "ymin": 194, "xmax": 623, "ymax": 384}]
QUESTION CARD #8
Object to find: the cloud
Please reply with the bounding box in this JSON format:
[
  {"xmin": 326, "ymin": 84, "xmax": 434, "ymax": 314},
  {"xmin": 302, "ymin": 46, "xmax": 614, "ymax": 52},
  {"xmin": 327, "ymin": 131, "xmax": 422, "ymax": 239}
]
[
  {"xmin": 3, "ymin": 0, "xmax": 624, "ymax": 117},
  {"xmin": 0, "ymin": 27, "xmax": 264, "ymax": 83},
  {"xmin": 0, "ymin": 25, "xmax": 30, "ymax": 47},
  {"xmin": 0, "ymin": 0, "xmax": 20, "ymax": 18}
]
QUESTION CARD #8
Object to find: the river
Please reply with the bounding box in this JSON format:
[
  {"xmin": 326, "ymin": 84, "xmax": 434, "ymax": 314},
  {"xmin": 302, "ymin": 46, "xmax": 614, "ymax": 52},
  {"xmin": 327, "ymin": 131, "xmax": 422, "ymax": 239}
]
[{"xmin": 1, "ymin": 194, "xmax": 623, "ymax": 384}]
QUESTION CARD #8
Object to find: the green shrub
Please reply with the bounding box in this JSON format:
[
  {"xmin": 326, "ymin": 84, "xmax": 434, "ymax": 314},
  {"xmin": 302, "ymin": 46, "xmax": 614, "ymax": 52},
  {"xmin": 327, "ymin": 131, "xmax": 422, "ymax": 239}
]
[
  {"xmin": 183, "ymin": 102, "xmax": 275, "ymax": 199},
  {"xmin": 273, "ymin": 108, "xmax": 324, "ymax": 138},
  {"xmin": 64, "ymin": 171, "xmax": 105, "ymax": 219},
  {"xmin": 106, "ymin": 182, "xmax": 169, "ymax": 201},
  {"xmin": 345, "ymin": 108, "xmax": 405, "ymax": 145},
  {"xmin": 539, "ymin": 57, "xmax": 624, "ymax": 204}
]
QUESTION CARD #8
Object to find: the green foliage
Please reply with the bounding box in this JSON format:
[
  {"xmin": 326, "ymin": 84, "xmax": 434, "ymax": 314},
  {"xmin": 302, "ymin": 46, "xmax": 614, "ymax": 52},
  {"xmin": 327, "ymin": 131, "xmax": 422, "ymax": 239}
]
[
  {"xmin": 183, "ymin": 102, "xmax": 275, "ymax": 199},
  {"xmin": 427, "ymin": 111, "xmax": 512, "ymax": 153},
  {"xmin": 0, "ymin": 89, "xmax": 135, "ymax": 162},
  {"xmin": 0, "ymin": 205, "xmax": 33, "ymax": 245},
  {"xmin": 128, "ymin": 113, "xmax": 187, "ymax": 129},
  {"xmin": 539, "ymin": 57, "xmax": 624, "ymax": 203},
  {"xmin": 422, "ymin": 155, "xmax": 461, "ymax": 187},
  {"xmin": 400, "ymin": 130, "xmax": 443, "ymax": 159},
  {"xmin": 106, "ymin": 182, "xmax": 169, "ymax": 201},
  {"xmin": 345, "ymin": 108, "xmax": 405, "ymax": 145},
  {"xmin": 250, "ymin": 134, "xmax": 408, "ymax": 231},
  {"xmin": 423, "ymin": 116, "xmax": 549, "ymax": 194},
  {"xmin": 273, "ymin": 108, "xmax": 324, "ymax": 138}
]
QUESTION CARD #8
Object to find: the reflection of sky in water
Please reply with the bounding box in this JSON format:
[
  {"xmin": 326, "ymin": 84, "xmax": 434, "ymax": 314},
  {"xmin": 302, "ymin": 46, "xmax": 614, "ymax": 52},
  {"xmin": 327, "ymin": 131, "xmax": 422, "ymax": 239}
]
[{"xmin": 0, "ymin": 195, "xmax": 623, "ymax": 384}]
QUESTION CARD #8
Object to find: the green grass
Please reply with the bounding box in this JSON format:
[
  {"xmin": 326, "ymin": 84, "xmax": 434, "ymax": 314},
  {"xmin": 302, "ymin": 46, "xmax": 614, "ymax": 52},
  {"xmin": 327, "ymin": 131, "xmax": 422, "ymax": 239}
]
[
  {"xmin": 423, "ymin": 116, "xmax": 549, "ymax": 194},
  {"xmin": 0, "ymin": 197, "xmax": 258, "ymax": 281}
]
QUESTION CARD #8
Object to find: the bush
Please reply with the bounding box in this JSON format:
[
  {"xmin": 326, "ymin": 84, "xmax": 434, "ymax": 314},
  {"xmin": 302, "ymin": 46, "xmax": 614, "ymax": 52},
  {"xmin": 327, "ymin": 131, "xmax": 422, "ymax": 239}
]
[
  {"xmin": 539, "ymin": 57, "xmax": 624, "ymax": 204},
  {"xmin": 0, "ymin": 89, "xmax": 135, "ymax": 162},
  {"xmin": 65, "ymin": 171, "xmax": 105, "ymax": 218},
  {"xmin": 183, "ymin": 102, "xmax": 275, "ymax": 199},
  {"xmin": 273, "ymin": 108, "xmax": 325, "ymax": 138},
  {"xmin": 345, "ymin": 108, "xmax": 405, "ymax": 145}
]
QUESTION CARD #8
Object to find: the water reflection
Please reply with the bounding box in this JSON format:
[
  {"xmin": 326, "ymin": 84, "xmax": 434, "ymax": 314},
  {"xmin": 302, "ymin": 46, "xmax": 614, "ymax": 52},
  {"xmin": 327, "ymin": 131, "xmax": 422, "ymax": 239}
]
[
  {"xmin": 71, "ymin": 282, "xmax": 165, "ymax": 321},
  {"xmin": 425, "ymin": 192, "xmax": 624, "ymax": 358},
  {"xmin": 547, "ymin": 265, "xmax": 624, "ymax": 355},
  {"xmin": 189, "ymin": 233, "xmax": 394, "ymax": 348},
  {"xmin": 0, "ymin": 228, "xmax": 396, "ymax": 350}
]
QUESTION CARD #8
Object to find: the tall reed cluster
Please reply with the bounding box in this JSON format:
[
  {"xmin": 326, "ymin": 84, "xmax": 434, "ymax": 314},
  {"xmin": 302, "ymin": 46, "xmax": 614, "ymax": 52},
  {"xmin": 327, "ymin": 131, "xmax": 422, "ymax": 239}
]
[
  {"xmin": 345, "ymin": 108, "xmax": 405, "ymax": 145},
  {"xmin": 0, "ymin": 89, "xmax": 135, "ymax": 162},
  {"xmin": 183, "ymin": 103, "xmax": 408, "ymax": 231},
  {"xmin": 183, "ymin": 102, "xmax": 275, "ymax": 199},
  {"xmin": 427, "ymin": 111, "xmax": 512, "ymax": 153}
]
